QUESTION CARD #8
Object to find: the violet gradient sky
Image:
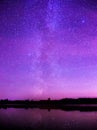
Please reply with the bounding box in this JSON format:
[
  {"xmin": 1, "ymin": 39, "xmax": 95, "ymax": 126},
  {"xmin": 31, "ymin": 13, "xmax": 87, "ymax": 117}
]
[{"xmin": 1, "ymin": 0, "xmax": 97, "ymax": 100}]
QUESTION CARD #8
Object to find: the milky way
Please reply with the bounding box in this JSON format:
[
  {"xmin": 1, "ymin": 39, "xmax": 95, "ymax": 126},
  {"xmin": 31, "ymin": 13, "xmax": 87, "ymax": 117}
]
[{"xmin": 0, "ymin": 0, "xmax": 97, "ymax": 99}]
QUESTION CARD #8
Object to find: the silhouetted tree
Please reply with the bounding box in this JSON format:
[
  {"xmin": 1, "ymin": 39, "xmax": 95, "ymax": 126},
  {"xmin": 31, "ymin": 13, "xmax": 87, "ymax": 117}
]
[{"xmin": 48, "ymin": 98, "xmax": 51, "ymax": 101}]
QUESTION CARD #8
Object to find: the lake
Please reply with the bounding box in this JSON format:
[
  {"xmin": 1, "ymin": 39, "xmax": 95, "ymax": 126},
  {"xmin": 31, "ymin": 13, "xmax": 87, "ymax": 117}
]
[{"xmin": 0, "ymin": 108, "xmax": 97, "ymax": 130}]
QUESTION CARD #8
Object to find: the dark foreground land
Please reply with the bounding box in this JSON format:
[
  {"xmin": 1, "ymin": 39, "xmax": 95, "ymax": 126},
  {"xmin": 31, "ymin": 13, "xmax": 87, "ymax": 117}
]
[{"xmin": 1, "ymin": 98, "xmax": 97, "ymax": 111}]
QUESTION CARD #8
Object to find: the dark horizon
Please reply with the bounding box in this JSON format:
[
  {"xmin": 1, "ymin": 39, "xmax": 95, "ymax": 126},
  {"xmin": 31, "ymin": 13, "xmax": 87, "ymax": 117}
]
[
  {"xmin": 1, "ymin": 97, "xmax": 97, "ymax": 101},
  {"xmin": 1, "ymin": 97, "xmax": 97, "ymax": 112},
  {"xmin": 1, "ymin": 97, "xmax": 97, "ymax": 103}
]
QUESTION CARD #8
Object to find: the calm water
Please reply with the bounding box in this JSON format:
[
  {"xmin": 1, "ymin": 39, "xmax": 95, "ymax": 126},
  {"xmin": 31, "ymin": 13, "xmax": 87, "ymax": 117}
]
[{"xmin": 0, "ymin": 108, "xmax": 97, "ymax": 130}]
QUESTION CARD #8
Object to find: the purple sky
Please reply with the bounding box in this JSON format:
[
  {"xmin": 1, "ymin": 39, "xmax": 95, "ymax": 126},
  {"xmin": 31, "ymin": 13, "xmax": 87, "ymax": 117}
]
[{"xmin": 0, "ymin": 0, "xmax": 97, "ymax": 100}]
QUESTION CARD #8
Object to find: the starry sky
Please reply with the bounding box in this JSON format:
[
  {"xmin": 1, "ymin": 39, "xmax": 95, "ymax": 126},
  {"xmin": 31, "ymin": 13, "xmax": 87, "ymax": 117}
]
[{"xmin": 1, "ymin": 0, "xmax": 97, "ymax": 100}]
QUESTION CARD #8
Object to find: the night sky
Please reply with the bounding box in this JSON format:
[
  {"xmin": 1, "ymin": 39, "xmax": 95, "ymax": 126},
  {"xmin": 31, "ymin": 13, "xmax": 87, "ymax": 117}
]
[{"xmin": 1, "ymin": 0, "xmax": 97, "ymax": 100}]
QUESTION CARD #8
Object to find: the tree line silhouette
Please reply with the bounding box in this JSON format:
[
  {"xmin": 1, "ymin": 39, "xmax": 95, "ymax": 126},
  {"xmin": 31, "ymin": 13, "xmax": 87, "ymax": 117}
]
[
  {"xmin": 1, "ymin": 98, "xmax": 97, "ymax": 104},
  {"xmin": 1, "ymin": 98, "xmax": 97, "ymax": 111}
]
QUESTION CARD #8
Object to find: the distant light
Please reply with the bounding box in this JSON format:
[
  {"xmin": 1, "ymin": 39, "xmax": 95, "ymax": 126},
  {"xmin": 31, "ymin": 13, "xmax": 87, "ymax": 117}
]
[{"xmin": 81, "ymin": 20, "xmax": 85, "ymax": 23}]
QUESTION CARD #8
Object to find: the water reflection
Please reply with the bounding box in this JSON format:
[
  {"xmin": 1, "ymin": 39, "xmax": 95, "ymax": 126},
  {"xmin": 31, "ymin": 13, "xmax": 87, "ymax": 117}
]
[{"xmin": 0, "ymin": 108, "xmax": 97, "ymax": 130}]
